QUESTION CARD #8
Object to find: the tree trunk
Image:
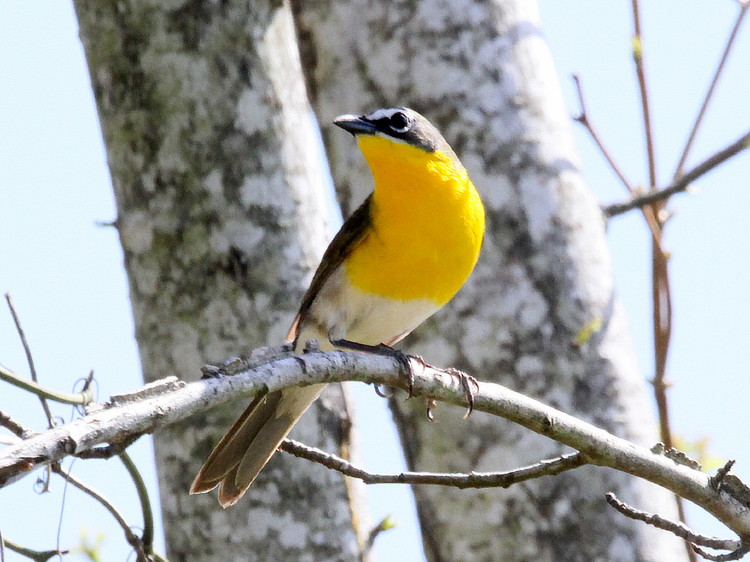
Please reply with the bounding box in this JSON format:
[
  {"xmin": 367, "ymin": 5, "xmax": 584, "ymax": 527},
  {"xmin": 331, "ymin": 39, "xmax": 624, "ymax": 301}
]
[
  {"xmin": 294, "ymin": 0, "xmax": 686, "ymax": 560},
  {"xmin": 74, "ymin": 1, "xmax": 366, "ymax": 559}
]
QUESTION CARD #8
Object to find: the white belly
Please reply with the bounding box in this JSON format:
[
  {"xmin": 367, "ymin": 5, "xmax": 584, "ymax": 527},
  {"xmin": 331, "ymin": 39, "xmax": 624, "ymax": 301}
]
[{"xmin": 298, "ymin": 267, "xmax": 440, "ymax": 351}]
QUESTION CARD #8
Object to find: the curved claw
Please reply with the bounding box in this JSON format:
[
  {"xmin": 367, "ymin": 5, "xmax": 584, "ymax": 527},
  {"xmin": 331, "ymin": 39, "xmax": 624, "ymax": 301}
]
[
  {"xmin": 444, "ymin": 368, "xmax": 479, "ymax": 418},
  {"xmin": 374, "ymin": 384, "xmax": 395, "ymax": 398},
  {"xmin": 426, "ymin": 398, "xmax": 437, "ymax": 422}
]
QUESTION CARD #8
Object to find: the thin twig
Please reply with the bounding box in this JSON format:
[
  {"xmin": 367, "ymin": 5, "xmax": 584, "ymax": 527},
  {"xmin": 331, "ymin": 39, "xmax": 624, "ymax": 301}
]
[
  {"xmin": 0, "ymin": 534, "xmax": 65, "ymax": 562},
  {"xmin": 120, "ymin": 450, "xmax": 154, "ymax": 555},
  {"xmin": 652, "ymin": 254, "xmax": 673, "ymax": 447},
  {"xmin": 605, "ymin": 493, "xmax": 741, "ymax": 551},
  {"xmin": 0, "ymin": 364, "xmax": 94, "ymax": 406},
  {"xmin": 572, "ymin": 75, "xmax": 665, "ymax": 246},
  {"xmin": 674, "ymin": 2, "xmax": 749, "ymax": 178},
  {"xmin": 0, "ymin": 411, "xmax": 33, "ymax": 439},
  {"xmin": 363, "ymin": 515, "xmax": 396, "ymax": 557},
  {"xmin": 631, "ymin": 0, "xmax": 676, "ymax": 449},
  {"xmin": 605, "ymin": 129, "xmax": 750, "ymax": 216},
  {"xmin": 51, "ymin": 462, "xmax": 147, "ymax": 558},
  {"xmin": 710, "ymin": 460, "xmax": 737, "ymax": 491},
  {"xmin": 572, "ymin": 74, "xmax": 635, "ymax": 194},
  {"xmin": 632, "ymin": 0, "xmax": 684, "ymax": 553},
  {"xmin": 280, "ymin": 438, "xmax": 587, "ymax": 488},
  {"xmin": 75, "ymin": 435, "xmax": 140, "ymax": 459},
  {"xmin": 692, "ymin": 543, "xmax": 750, "ymax": 562},
  {"xmin": 4, "ymin": 294, "xmax": 53, "ymax": 427},
  {"xmin": 631, "ymin": 0, "xmax": 658, "ymax": 191}
]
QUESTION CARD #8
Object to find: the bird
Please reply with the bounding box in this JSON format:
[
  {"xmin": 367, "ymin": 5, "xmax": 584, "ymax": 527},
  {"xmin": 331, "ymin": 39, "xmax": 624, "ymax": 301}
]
[{"xmin": 190, "ymin": 107, "xmax": 485, "ymax": 507}]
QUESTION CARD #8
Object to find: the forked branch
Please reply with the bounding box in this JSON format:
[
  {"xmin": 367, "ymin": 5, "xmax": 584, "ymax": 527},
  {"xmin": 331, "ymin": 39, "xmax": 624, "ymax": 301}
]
[{"xmin": 605, "ymin": 129, "xmax": 750, "ymax": 217}]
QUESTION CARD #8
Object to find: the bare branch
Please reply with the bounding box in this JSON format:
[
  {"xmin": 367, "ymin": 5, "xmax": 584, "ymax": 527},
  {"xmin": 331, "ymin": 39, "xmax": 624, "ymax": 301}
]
[
  {"xmin": 674, "ymin": 2, "xmax": 749, "ymax": 178},
  {"xmin": 119, "ymin": 451, "xmax": 155, "ymax": 555},
  {"xmin": 631, "ymin": 0, "xmax": 658, "ymax": 191},
  {"xmin": 2, "ymin": 348, "xmax": 750, "ymax": 540},
  {"xmin": 363, "ymin": 515, "xmax": 396, "ymax": 558},
  {"xmin": 51, "ymin": 462, "xmax": 147, "ymax": 558},
  {"xmin": 75, "ymin": 435, "xmax": 140, "ymax": 460},
  {"xmin": 0, "ymin": 534, "xmax": 66, "ymax": 562},
  {"xmin": 711, "ymin": 460, "xmax": 738, "ymax": 491},
  {"xmin": 0, "ymin": 411, "xmax": 33, "ymax": 440},
  {"xmin": 651, "ymin": 253, "xmax": 674, "ymax": 449},
  {"xmin": 280, "ymin": 438, "xmax": 586, "ymax": 488},
  {"xmin": 605, "ymin": 129, "xmax": 750, "ymax": 217},
  {"xmin": 628, "ymin": 16, "xmax": 681, "ymax": 542},
  {"xmin": 572, "ymin": 74, "xmax": 635, "ymax": 194},
  {"xmin": 606, "ymin": 493, "xmax": 741, "ymax": 551},
  {"xmin": 692, "ymin": 543, "xmax": 750, "ymax": 562},
  {"xmin": 0, "ymin": 364, "xmax": 94, "ymax": 406},
  {"xmin": 4, "ymin": 294, "xmax": 53, "ymax": 426},
  {"xmin": 570, "ymin": 73, "xmax": 668, "ymax": 254}
]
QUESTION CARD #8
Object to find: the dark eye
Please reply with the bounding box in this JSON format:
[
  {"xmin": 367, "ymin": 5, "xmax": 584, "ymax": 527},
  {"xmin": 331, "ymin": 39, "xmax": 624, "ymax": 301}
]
[{"xmin": 388, "ymin": 111, "xmax": 410, "ymax": 133}]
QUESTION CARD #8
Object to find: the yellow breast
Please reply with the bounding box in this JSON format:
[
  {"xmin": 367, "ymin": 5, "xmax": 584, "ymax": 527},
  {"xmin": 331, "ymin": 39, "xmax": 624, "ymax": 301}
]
[{"xmin": 344, "ymin": 135, "xmax": 485, "ymax": 305}]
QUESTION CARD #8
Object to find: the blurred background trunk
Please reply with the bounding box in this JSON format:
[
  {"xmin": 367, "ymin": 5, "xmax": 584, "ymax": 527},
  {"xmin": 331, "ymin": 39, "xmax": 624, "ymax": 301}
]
[
  {"xmin": 74, "ymin": 1, "xmax": 366, "ymax": 560},
  {"xmin": 294, "ymin": 0, "xmax": 686, "ymax": 560}
]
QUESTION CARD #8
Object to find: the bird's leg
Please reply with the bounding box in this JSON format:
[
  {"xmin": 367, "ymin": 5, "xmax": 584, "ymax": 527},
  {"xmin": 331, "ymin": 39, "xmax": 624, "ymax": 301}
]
[{"xmin": 329, "ymin": 339, "xmax": 415, "ymax": 397}]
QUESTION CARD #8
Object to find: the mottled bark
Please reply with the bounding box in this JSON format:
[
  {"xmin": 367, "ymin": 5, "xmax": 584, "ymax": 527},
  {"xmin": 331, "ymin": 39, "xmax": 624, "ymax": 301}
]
[
  {"xmin": 294, "ymin": 0, "xmax": 686, "ymax": 560},
  {"xmin": 73, "ymin": 1, "xmax": 364, "ymax": 560}
]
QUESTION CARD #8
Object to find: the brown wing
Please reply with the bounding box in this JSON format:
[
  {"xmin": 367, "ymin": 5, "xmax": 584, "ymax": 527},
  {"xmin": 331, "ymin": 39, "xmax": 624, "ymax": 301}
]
[{"xmin": 286, "ymin": 195, "xmax": 373, "ymax": 343}]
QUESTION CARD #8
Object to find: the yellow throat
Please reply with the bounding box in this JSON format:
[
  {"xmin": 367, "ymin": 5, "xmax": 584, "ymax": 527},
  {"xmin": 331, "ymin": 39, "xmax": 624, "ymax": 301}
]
[{"xmin": 344, "ymin": 134, "xmax": 485, "ymax": 305}]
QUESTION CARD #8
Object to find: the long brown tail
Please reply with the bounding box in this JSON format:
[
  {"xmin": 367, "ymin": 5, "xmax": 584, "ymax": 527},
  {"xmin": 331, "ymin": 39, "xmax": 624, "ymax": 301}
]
[{"xmin": 190, "ymin": 384, "xmax": 323, "ymax": 507}]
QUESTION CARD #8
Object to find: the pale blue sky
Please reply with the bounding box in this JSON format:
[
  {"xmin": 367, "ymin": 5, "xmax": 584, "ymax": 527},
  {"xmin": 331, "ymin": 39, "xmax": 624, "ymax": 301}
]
[{"xmin": 1, "ymin": 2, "xmax": 748, "ymax": 560}]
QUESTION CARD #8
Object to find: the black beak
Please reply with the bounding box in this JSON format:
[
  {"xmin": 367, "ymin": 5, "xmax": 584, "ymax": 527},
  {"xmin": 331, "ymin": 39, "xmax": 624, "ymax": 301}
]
[{"xmin": 333, "ymin": 114, "xmax": 378, "ymax": 135}]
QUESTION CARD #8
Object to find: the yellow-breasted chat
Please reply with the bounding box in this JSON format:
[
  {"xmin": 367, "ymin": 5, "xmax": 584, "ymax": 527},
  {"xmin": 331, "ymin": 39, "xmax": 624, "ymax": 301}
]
[{"xmin": 190, "ymin": 107, "xmax": 485, "ymax": 507}]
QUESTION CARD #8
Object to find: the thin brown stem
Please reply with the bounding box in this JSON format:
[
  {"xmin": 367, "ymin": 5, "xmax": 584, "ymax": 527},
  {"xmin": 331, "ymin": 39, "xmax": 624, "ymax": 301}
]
[
  {"xmin": 605, "ymin": 129, "xmax": 750, "ymax": 216},
  {"xmin": 51, "ymin": 463, "xmax": 147, "ymax": 559},
  {"xmin": 4, "ymin": 294, "xmax": 53, "ymax": 427},
  {"xmin": 605, "ymin": 493, "xmax": 741, "ymax": 551},
  {"xmin": 674, "ymin": 2, "xmax": 749, "ymax": 178},
  {"xmin": 631, "ymin": 2, "xmax": 691, "ymax": 558},
  {"xmin": 631, "ymin": 0, "xmax": 672, "ymax": 444},
  {"xmin": 572, "ymin": 74, "xmax": 635, "ymax": 194},
  {"xmin": 572, "ymin": 74, "xmax": 665, "ymax": 246},
  {"xmin": 280, "ymin": 438, "xmax": 587, "ymax": 488},
  {"xmin": 631, "ymin": 0, "xmax": 658, "ymax": 191},
  {"xmin": 652, "ymin": 253, "xmax": 672, "ymax": 450}
]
